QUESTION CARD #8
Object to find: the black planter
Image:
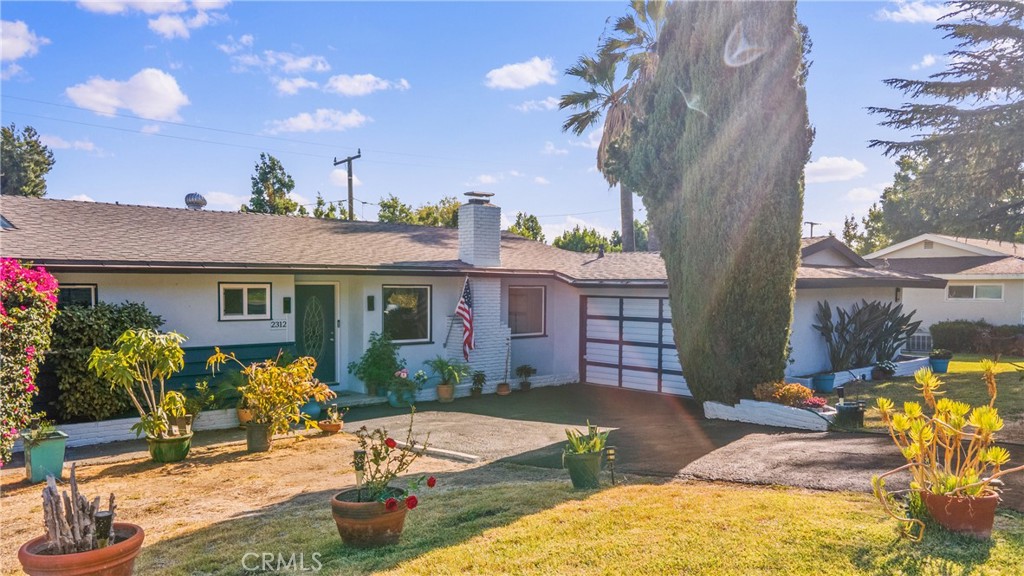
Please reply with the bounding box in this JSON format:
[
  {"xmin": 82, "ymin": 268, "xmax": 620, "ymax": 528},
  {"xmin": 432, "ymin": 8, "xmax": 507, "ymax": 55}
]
[{"xmin": 834, "ymin": 402, "xmax": 866, "ymax": 429}]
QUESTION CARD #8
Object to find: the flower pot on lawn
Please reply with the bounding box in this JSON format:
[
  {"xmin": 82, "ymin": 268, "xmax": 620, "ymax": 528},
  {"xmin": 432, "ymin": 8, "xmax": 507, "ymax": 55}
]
[
  {"xmin": 22, "ymin": 431, "xmax": 68, "ymax": 483},
  {"xmin": 246, "ymin": 422, "xmax": 273, "ymax": 453},
  {"xmin": 387, "ymin": 390, "xmax": 416, "ymax": 408},
  {"xmin": 496, "ymin": 383, "xmax": 511, "ymax": 396},
  {"xmin": 929, "ymin": 358, "xmax": 950, "ymax": 373},
  {"xmin": 331, "ymin": 488, "xmax": 408, "ymax": 548},
  {"xmin": 921, "ymin": 491, "xmax": 999, "ymax": 539},
  {"xmin": 146, "ymin": 433, "xmax": 192, "ymax": 463},
  {"xmin": 18, "ymin": 522, "xmax": 145, "ymax": 576},
  {"xmin": 811, "ymin": 373, "xmax": 835, "ymax": 393},
  {"xmin": 563, "ymin": 451, "xmax": 602, "ymax": 489},
  {"xmin": 318, "ymin": 421, "xmax": 343, "ymax": 434},
  {"xmin": 436, "ymin": 383, "xmax": 455, "ymax": 403}
]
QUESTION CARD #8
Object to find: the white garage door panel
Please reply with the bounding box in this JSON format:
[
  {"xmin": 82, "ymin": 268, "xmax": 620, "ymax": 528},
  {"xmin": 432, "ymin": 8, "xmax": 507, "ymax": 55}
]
[
  {"xmin": 662, "ymin": 373, "xmax": 691, "ymax": 396},
  {"xmin": 586, "ymin": 342, "xmax": 619, "ymax": 364},
  {"xmin": 586, "ymin": 318, "xmax": 619, "ymax": 340},
  {"xmin": 622, "ymin": 370, "xmax": 660, "ymax": 391},
  {"xmin": 662, "ymin": 323, "xmax": 675, "ymax": 341},
  {"xmin": 623, "ymin": 321, "xmax": 660, "ymax": 343},
  {"xmin": 587, "ymin": 298, "xmax": 620, "ymax": 317},
  {"xmin": 621, "ymin": 345, "xmax": 659, "ymax": 368},
  {"xmin": 622, "ymin": 299, "xmax": 660, "ymax": 318},
  {"xmin": 663, "ymin": 350, "xmax": 682, "ymax": 372},
  {"xmin": 587, "ymin": 365, "xmax": 619, "ymax": 386}
]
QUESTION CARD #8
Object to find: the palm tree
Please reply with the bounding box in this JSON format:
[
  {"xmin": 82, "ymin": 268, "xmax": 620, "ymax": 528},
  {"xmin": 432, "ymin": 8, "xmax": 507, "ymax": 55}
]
[{"xmin": 559, "ymin": 0, "xmax": 666, "ymax": 252}]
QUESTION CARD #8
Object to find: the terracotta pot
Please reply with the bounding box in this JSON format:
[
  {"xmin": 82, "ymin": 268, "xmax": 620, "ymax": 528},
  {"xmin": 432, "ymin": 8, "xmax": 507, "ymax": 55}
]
[
  {"xmin": 146, "ymin": 433, "xmax": 192, "ymax": 463},
  {"xmin": 18, "ymin": 523, "xmax": 144, "ymax": 576},
  {"xmin": 436, "ymin": 383, "xmax": 455, "ymax": 403},
  {"xmin": 246, "ymin": 422, "xmax": 273, "ymax": 453},
  {"xmin": 331, "ymin": 488, "xmax": 408, "ymax": 547},
  {"xmin": 318, "ymin": 421, "xmax": 343, "ymax": 434},
  {"xmin": 470, "ymin": 388, "xmax": 483, "ymax": 399},
  {"xmin": 922, "ymin": 490, "xmax": 999, "ymax": 539},
  {"xmin": 236, "ymin": 407, "xmax": 253, "ymax": 426},
  {"xmin": 520, "ymin": 381, "xmax": 532, "ymax": 392},
  {"xmin": 496, "ymin": 383, "xmax": 511, "ymax": 396}
]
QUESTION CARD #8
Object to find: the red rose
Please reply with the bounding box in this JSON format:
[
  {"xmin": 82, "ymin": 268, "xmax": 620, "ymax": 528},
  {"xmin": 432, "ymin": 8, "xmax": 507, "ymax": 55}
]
[
  {"xmin": 405, "ymin": 495, "xmax": 418, "ymax": 510},
  {"xmin": 384, "ymin": 498, "xmax": 398, "ymax": 512},
  {"xmin": 427, "ymin": 476, "xmax": 436, "ymax": 488},
  {"xmin": 385, "ymin": 438, "xmax": 397, "ymax": 449}
]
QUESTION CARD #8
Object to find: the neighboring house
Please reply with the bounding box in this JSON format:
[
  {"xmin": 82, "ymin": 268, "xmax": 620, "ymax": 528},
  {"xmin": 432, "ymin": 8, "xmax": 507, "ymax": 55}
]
[
  {"xmin": 865, "ymin": 234, "xmax": 1024, "ymax": 332},
  {"xmin": 1, "ymin": 195, "xmax": 943, "ymax": 400}
]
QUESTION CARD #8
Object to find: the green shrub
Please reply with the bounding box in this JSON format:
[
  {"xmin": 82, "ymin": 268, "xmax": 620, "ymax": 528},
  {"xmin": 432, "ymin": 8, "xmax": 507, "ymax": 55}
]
[
  {"xmin": 930, "ymin": 320, "xmax": 1024, "ymax": 355},
  {"xmin": 347, "ymin": 331, "xmax": 404, "ymax": 392},
  {"xmin": 775, "ymin": 383, "xmax": 813, "ymax": 407},
  {"xmin": 48, "ymin": 301, "xmax": 163, "ymax": 422}
]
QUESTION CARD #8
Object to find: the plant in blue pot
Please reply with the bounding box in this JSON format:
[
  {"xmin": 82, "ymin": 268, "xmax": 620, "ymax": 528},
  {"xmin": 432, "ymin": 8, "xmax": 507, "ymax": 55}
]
[
  {"xmin": 20, "ymin": 419, "xmax": 68, "ymax": 483},
  {"xmin": 385, "ymin": 369, "xmax": 427, "ymax": 408},
  {"xmin": 929, "ymin": 349, "xmax": 953, "ymax": 373}
]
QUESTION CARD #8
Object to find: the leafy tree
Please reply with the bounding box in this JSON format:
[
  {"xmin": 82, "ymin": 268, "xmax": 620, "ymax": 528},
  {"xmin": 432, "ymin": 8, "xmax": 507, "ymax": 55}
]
[
  {"xmin": 312, "ymin": 192, "xmax": 351, "ymax": 220},
  {"xmin": 869, "ymin": 1, "xmax": 1023, "ymax": 241},
  {"xmin": 843, "ymin": 203, "xmax": 891, "ymax": 255},
  {"xmin": 612, "ymin": 219, "xmax": 649, "ymax": 251},
  {"xmin": 1, "ymin": 124, "xmax": 55, "ymax": 197},
  {"xmin": 377, "ymin": 194, "xmax": 459, "ymax": 227},
  {"xmin": 243, "ymin": 153, "xmax": 303, "ymax": 215},
  {"xmin": 560, "ymin": 1, "xmax": 667, "ymax": 252},
  {"xmin": 621, "ymin": 1, "xmax": 812, "ymax": 404},
  {"xmin": 507, "ymin": 211, "xmax": 546, "ymax": 243},
  {"xmin": 552, "ymin": 225, "xmax": 614, "ymax": 253},
  {"xmin": 377, "ymin": 194, "xmax": 416, "ymax": 224}
]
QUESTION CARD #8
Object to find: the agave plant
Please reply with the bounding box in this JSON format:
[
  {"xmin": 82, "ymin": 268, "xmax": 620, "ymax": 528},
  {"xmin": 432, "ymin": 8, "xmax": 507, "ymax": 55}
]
[{"xmin": 564, "ymin": 421, "xmax": 609, "ymax": 455}]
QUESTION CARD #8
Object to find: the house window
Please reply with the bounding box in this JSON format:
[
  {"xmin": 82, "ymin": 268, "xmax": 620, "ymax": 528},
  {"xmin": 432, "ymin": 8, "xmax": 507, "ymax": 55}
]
[
  {"xmin": 220, "ymin": 283, "xmax": 271, "ymax": 320},
  {"xmin": 947, "ymin": 284, "xmax": 1003, "ymax": 301},
  {"xmin": 382, "ymin": 285, "xmax": 430, "ymax": 343},
  {"xmin": 57, "ymin": 285, "xmax": 96, "ymax": 309},
  {"xmin": 509, "ymin": 286, "xmax": 545, "ymax": 336}
]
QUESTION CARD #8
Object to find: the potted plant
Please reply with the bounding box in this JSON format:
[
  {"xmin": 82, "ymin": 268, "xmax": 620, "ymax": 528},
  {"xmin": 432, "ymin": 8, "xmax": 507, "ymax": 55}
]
[
  {"xmin": 834, "ymin": 376, "xmax": 867, "ymax": 429},
  {"xmin": 929, "ymin": 349, "xmax": 953, "ymax": 373},
  {"xmin": 496, "ymin": 381, "xmax": 511, "ymax": 396},
  {"xmin": 330, "ymin": 410, "xmax": 436, "ymax": 547},
  {"xmin": 563, "ymin": 421, "xmax": 608, "ymax": 489},
  {"xmin": 470, "ymin": 370, "xmax": 486, "ymax": 399},
  {"xmin": 348, "ymin": 332, "xmax": 404, "ymax": 397},
  {"xmin": 20, "ymin": 419, "xmax": 68, "ymax": 484},
  {"xmin": 423, "ymin": 356, "xmax": 470, "ymax": 403},
  {"xmin": 871, "ymin": 360, "xmax": 898, "ymax": 381},
  {"xmin": 384, "ymin": 369, "xmax": 427, "ymax": 408},
  {"xmin": 515, "ymin": 364, "xmax": 537, "ymax": 392},
  {"xmin": 18, "ymin": 464, "xmax": 144, "ymax": 576},
  {"xmin": 317, "ymin": 405, "xmax": 348, "ymax": 434},
  {"xmin": 88, "ymin": 329, "xmax": 194, "ymax": 463},
  {"xmin": 872, "ymin": 362, "xmax": 1024, "ymax": 539},
  {"xmin": 207, "ymin": 350, "xmax": 336, "ymax": 453}
]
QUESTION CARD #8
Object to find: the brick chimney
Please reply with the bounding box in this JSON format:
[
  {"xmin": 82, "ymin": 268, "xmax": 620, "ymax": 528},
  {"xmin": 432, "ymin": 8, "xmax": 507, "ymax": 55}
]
[{"xmin": 458, "ymin": 191, "xmax": 501, "ymax": 267}]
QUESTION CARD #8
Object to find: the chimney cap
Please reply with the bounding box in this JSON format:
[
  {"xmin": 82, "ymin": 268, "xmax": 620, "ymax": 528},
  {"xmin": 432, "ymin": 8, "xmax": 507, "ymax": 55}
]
[{"xmin": 464, "ymin": 191, "xmax": 494, "ymax": 205}]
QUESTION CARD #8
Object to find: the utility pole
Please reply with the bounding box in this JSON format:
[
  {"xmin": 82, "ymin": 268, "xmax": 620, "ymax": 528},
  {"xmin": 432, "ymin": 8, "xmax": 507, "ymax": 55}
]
[
  {"xmin": 804, "ymin": 221, "xmax": 822, "ymax": 237},
  {"xmin": 333, "ymin": 149, "xmax": 362, "ymax": 221}
]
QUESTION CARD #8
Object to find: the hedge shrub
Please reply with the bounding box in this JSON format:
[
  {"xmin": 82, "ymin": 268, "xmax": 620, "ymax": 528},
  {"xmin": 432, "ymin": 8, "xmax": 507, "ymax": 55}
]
[
  {"xmin": 0, "ymin": 259, "xmax": 58, "ymax": 463},
  {"xmin": 48, "ymin": 302, "xmax": 163, "ymax": 422},
  {"xmin": 930, "ymin": 320, "xmax": 1024, "ymax": 355}
]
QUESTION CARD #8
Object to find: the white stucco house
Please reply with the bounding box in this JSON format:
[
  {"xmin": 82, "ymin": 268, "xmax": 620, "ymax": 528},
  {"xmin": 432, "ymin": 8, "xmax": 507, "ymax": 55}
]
[
  {"xmin": 2, "ymin": 194, "xmax": 944, "ymax": 402},
  {"xmin": 865, "ymin": 234, "xmax": 1024, "ymax": 338}
]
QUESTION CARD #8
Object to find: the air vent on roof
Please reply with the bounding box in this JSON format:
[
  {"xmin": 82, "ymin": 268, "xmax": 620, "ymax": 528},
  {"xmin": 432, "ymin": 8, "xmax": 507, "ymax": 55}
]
[
  {"xmin": 923, "ymin": 240, "xmax": 934, "ymax": 249},
  {"xmin": 185, "ymin": 193, "xmax": 207, "ymax": 210}
]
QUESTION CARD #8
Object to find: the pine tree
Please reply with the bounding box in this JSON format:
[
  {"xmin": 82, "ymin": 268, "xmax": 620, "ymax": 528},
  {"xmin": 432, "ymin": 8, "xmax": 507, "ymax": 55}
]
[
  {"xmin": 1, "ymin": 124, "xmax": 55, "ymax": 197},
  {"xmin": 507, "ymin": 212, "xmax": 546, "ymax": 243},
  {"xmin": 622, "ymin": 1, "xmax": 812, "ymax": 403},
  {"xmin": 869, "ymin": 1, "xmax": 1023, "ymax": 240},
  {"xmin": 243, "ymin": 153, "xmax": 301, "ymax": 215}
]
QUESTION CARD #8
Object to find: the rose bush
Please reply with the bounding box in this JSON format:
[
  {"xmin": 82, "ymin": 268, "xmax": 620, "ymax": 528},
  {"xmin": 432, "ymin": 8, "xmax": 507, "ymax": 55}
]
[
  {"xmin": 1, "ymin": 259, "xmax": 58, "ymax": 464},
  {"xmin": 353, "ymin": 410, "xmax": 436, "ymax": 508}
]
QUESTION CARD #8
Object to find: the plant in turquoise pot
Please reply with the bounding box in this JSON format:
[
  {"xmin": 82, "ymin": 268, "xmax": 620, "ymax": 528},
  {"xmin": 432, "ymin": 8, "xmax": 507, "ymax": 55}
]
[
  {"xmin": 20, "ymin": 419, "xmax": 68, "ymax": 484},
  {"xmin": 384, "ymin": 369, "xmax": 427, "ymax": 408},
  {"xmin": 929, "ymin": 349, "xmax": 953, "ymax": 373}
]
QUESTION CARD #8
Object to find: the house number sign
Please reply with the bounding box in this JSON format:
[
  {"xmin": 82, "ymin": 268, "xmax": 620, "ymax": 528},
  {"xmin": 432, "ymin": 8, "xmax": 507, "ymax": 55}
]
[{"xmin": 270, "ymin": 320, "xmax": 287, "ymax": 331}]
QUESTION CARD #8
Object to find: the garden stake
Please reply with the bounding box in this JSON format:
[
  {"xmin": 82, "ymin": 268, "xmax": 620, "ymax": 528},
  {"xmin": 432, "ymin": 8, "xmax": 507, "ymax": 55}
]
[{"xmin": 606, "ymin": 446, "xmax": 617, "ymax": 485}]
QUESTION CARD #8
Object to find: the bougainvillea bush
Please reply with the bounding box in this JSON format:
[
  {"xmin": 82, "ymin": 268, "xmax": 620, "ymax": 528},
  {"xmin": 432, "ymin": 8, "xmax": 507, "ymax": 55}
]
[{"xmin": 0, "ymin": 258, "xmax": 58, "ymax": 464}]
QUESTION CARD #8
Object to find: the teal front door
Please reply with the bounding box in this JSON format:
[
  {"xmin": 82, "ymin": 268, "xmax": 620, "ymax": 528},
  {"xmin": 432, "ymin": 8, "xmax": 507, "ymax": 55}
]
[{"xmin": 295, "ymin": 284, "xmax": 337, "ymax": 383}]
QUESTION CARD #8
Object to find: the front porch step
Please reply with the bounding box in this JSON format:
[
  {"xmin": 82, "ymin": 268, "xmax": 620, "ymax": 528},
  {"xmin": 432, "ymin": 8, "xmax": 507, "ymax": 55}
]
[{"xmin": 330, "ymin": 391, "xmax": 388, "ymax": 408}]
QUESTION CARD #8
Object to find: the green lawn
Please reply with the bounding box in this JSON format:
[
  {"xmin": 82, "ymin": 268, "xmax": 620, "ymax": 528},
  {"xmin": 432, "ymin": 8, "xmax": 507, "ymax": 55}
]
[{"xmin": 133, "ymin": 481, "xmax": 1024, "ymax": 575}]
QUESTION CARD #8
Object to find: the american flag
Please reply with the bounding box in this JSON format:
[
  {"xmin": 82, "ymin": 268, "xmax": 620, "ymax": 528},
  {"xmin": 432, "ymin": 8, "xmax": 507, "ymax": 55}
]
[{"xmin": 455, "ymin": 278, "xmax": 475, "ymax": 361}]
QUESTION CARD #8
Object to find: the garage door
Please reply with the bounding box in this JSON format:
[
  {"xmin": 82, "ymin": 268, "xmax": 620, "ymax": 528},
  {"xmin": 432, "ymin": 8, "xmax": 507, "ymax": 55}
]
[{"xmin": 580, "ymin": 296, "xmax": 690, "ymax": 397}]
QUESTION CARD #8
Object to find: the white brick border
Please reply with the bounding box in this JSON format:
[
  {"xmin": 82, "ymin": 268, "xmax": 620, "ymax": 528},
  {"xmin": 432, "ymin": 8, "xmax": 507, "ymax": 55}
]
[
  {"xmin": 703, "ymin": 399, "xmax": 835, "ymax": 431},
  {"xmin": 789, "ymin": 356, "xmax": 931, "ymax": 389}
]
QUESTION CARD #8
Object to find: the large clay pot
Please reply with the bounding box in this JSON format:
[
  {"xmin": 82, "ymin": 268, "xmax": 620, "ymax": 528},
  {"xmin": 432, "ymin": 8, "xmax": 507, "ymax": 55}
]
[
  {"xmin": 436, "ymin": 383, "xmax": 455, "ymax": 403},
  {"xmin": 563, "ymin": 451, "xmax": 602, "ymax": 489},
  {"xmin": 496, "ymin": 383, "xmax": 511, "ymax": 396},
  {"xmin": 18, "ymin": 522, "xmax": 145, "ymax": 576},
  {"xmin": 922, "ymin": 491, "xmax": 999, "ymax": 539},
  {"xmin": 331, "ymin": 488, "xmax": 408, "ymax": 547},
  {"xmin": 318, "ymin": 421, "xmax": 343, "ymax": 434},
  {"xmin": 246, "ymin": 422, "xmax": 273, "ymax": 453},
  {"xmin": 147, "ymin": 433, "xmax": 192, "ymax": 463}
]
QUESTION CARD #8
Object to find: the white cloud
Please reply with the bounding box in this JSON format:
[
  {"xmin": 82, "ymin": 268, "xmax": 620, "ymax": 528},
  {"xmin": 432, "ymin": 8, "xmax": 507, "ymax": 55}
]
[
  {"xmin": 533, "ymin": 176, "xmax": 550, "ymax": 185},
  {"xmin": 464, "ymin": 174, "xmax": 499, "ymax": 187},
  {"xmin": 65, "ymin": 68, "xmax": 190, "ymax": 121},
  {"xmin": 845, "ymin": 186, "xmax": 882, "ymax": 203},
  {"xmin": 275, "ymin": 77, "xmax": 318, "ymax": 95},
  {"xmin": 485, "ymin": 56, "xmax": 556, "ymax": 90},
  {"xmin": 508, "ymin": 170, "xmax": 524, "ymax": 178},
  {"xmin": 67, "ymin": 194, "xmax": 96, "ymax": 202},
  {"xmin": 234, "ymin": 49, "xmax": 330, "ymax": 74},
  {"xmin": 79, "ymin": 1, "xmax": 227, "ymax": 39},
  {"xmin": 329, "ymin": 169, "xmax": 362, "ymax": 187},
  {"xmin": 570, "ymin": 129, "xmax": 602, "ymax": 150},
  {"xmin": 324, "ymin": 74, "xmax": 410, "ymax": 96},
  {"xmin": 2, "ymin": 20, "xmax": 51, "ymax": 62},
  {"xmin": 266, "ymin": 108, "xmax": 369, "ymax": 134},
  {"xmin": 911, "ymin": 53, "xmax": 938, "ymax": 70},
  {"xmin": 141, "ymin": 124, "xmax": 161, "ymax": 134},
  {"xmin": 217, "ymin": 33, "xmax": 253, "ymax": 54},
  {"xmin": 543, "ymin": 215, "xmax": 615, "ymax": 245},
  {"xmin": 148, "ymin": 13, "xmax": 190, "ymax": 38},
  {"xmin": 804, "ymin": 156, "xmax": 867, "ymax": 184},
  {"xmin": 542, "ymin": 141, "xmax": 568, "ymax": 156},
  {"xmin": 77, "ymin": 1, "xmax": 189, "ymax": 15},
  {"xmin": 203, "ymin": 190, "xmax": 249, "ymax": 211},
  {"xmin": 40, "ymin": 134, "xmax": 98, "ymax": 152},
  {"xmin": 1, "ymin": 63, "xmax": 23, "ymax": 80},
  {"xmin": 875, "ymin": 1, "xmax": 947, "ymax": 24},
  {"xmin": 514, "ymin": 96, "xmax": 559, "ymax": 112}
]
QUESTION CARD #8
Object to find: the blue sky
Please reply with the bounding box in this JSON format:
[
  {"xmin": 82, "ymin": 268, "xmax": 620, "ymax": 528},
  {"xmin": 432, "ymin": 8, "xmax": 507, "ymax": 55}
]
[{"xmin": 1, "ymin": 1, "xmax": 959, "ymax": 240}]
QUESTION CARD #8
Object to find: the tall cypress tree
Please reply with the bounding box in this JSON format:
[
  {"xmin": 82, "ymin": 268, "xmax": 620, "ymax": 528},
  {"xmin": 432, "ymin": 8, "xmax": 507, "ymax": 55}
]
[
  {"xmin": 622, "ymin": 1, "xmax": 812, "ymax": 404},
  {"xmin": 869, "ymin": 1, "xmax": 1023, "ymax": 240}
]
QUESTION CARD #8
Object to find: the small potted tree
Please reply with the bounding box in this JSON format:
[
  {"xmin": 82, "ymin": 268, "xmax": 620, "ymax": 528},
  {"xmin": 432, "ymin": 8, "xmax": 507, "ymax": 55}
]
[
  {"xmin": 348, "ymin": 332, "xmax": 404, "ymax": 396},
  {"xmin": 20, "ymin": 419, "xmax": 68, "ymax": 483},
  {"xmin": 423, "ymin": 356, "xmax": 470, "ymax": 403},
  {"xmin": 470, "ymin": 371, "xmax": 486, "ymax": 399},
  {"xmin": 515, "ymin": 364, "xmax": 537, "ymax": 392},
  {"xmin": 207, "ymin": 350, "xmax": 336, "ymax": 452},
  {"xmin": 317, "ymin": 405, "xmax": 348, "ymax": 434},
  {"xmin": 563, "ymin": 421, "xmax": 608, "ymax": 489},
  {"xmin": 88, "ymin": 329, "xmax": 193, "ymax": 463},
  {"xmin": 929, "ymin": 349, "xmax": 953, "ymax": 373},
  {"xmin": 18, "ymin": 464, "xmax": 144, "ymax": 576}
]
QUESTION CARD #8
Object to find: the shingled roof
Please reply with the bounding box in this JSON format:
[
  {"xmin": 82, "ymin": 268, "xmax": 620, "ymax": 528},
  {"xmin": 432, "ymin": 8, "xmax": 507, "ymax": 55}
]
[
  {"xmin": 868, "ymin": 256, "xmax": 1024, "ymax": 276},
  {"xmin": 0, "ymin": 196, "xmax": 944, "ymax": 288}
]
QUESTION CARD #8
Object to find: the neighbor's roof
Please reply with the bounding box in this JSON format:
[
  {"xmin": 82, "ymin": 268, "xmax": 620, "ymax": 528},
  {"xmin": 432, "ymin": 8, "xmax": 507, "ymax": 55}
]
[
  {"xmin": 868, "ymin": 256, "xmax": 1024, "ymax": 277},
  {"xmin": 866, "ymin": 232, "xmax": 1022, "ymax": 259},
  {"xmin": 1, "ymin": 196, "xmax": 944, "ymax": 289},
  {"xmin": 933, "ymin": 235, "xmax": 1022, "ymax": 257}
]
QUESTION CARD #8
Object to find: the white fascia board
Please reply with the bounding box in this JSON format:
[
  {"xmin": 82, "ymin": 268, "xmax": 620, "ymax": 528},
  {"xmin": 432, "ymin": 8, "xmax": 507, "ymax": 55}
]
[{"xmin": 865, "ymin": 233, "xmax": 1003, "ymax": 259}]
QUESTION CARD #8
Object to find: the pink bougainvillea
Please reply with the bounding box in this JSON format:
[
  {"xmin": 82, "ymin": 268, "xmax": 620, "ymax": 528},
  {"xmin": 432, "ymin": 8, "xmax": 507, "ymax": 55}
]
[{"xmin": 1, "ymin": 258, "xmax": 59, "ymax": 464}]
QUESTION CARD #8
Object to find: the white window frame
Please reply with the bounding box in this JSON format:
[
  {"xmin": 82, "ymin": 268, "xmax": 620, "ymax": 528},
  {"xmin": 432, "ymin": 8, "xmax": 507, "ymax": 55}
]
[
  {"xmin": 219, "ymin": 283, "xmax": 272, "ymax": 321},
  {"xmin": 58, "ymin": 284, "xmax": 97, "ymax": 308},
  {"xmin": 945, "ymin": 283, "xmax": 1004, "ymax": 302},
  {"xmin": 382, "ymin": 284, "xmax": 432, "ymax": 344},
  {"xmin": 508, "ymin": 285, "xmax": 546, "ymax": 337}
]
